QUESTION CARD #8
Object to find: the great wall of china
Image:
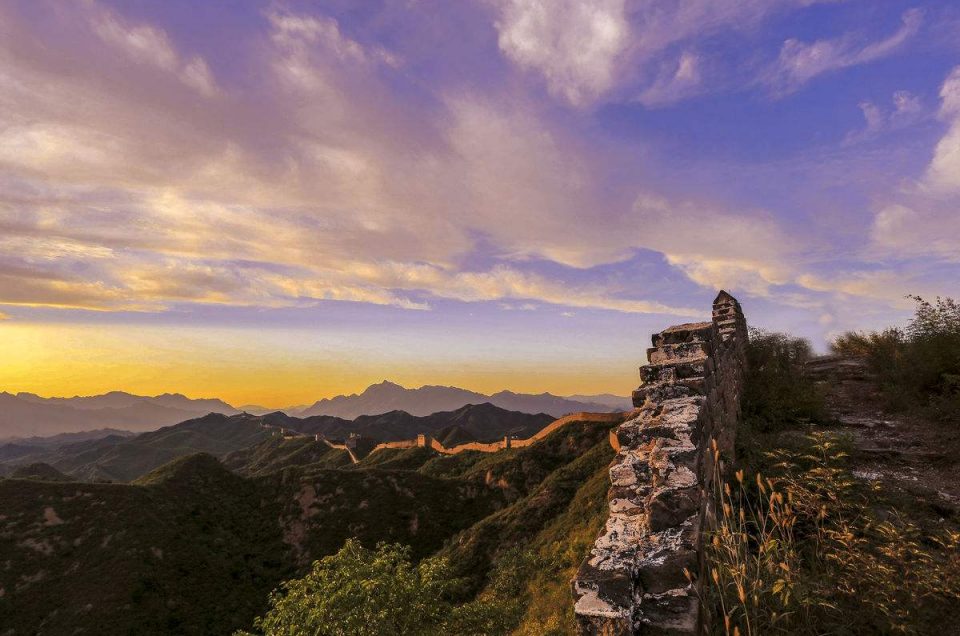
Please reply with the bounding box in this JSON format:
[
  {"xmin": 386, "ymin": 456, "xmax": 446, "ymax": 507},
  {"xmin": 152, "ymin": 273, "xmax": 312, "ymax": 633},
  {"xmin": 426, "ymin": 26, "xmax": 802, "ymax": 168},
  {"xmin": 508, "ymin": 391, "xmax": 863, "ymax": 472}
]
[
  {"xmin": 264, "ymin": 410, "xmax": 629, "ymax": 463},
  {"xmin": 573, "ymin": 291, "xmax": 748, "ymax": 635},
  {"xmin": 263, "ymin": 291, "xmax": 748, "ymax": 635}
]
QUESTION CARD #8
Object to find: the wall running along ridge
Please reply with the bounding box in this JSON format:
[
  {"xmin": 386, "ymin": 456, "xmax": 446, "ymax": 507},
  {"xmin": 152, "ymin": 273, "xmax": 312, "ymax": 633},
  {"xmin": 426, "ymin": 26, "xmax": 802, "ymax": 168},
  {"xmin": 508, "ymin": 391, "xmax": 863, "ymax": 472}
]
[
  {"xmin": 262, "ymin": 411, "xmax": 628, "ymax": 463},
  {"xmin": 572, "ymin": 291, "xmax": 748, "ymax": 635}
]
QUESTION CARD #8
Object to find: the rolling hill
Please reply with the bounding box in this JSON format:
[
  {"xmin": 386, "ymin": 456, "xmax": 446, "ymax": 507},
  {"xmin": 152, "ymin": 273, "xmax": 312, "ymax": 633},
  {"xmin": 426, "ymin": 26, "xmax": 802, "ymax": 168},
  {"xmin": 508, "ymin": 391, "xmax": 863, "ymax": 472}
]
[
  {"xmin": 0, "ymin": 415, "xmax": 621, "ymax": 635},
  {"xmin": 0, "ymin": 414, "xmax": 272, "ymax": 482},
  {"xmin": 0, "ymin": 403, "xmax": 558, "ymax": 483}
]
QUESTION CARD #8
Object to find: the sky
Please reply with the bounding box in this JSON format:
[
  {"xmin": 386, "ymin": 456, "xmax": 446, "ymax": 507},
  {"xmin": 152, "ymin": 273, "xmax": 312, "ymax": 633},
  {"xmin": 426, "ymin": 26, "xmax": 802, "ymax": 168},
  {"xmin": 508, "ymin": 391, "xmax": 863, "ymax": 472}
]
[{"xmin": 1, "ymin": 0, "xmax": 959, "ymax": 407}]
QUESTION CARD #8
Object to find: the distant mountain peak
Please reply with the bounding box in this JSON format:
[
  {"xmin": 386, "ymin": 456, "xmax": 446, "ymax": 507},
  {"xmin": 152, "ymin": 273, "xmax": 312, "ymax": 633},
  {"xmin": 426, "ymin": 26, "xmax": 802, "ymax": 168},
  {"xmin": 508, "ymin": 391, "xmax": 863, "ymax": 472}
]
[
  {"xmin": 366, "ymin": 380, "xmax": 404, "ymax": 391},
  {"xmin": 298, "ymin": 383, "xmax": 625, "ymax": 419},
  {"xmin": 0, "ymin": 391, "xmax": 241, "ymax": 439}
]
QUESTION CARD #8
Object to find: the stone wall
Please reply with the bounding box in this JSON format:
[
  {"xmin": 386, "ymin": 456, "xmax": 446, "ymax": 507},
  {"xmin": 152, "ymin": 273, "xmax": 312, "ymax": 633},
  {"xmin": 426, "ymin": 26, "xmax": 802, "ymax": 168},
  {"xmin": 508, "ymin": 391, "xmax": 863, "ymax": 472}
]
[
  {"xmin": 359, "ymin": 412, "xmax": 629, "ymax": 459},
  {"xmin": 270, "ymin": 411, "xmax": 631, "ymax": 463},
  {"xmin": 572, "ymin": 291, "xmax": 748, "ymax": 635}
]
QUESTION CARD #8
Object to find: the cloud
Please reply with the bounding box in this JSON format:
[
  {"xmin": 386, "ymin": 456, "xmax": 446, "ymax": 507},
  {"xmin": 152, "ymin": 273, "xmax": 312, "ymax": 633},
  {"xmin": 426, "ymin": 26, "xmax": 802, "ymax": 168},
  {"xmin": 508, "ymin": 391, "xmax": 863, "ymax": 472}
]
[
  {"xmin": 492, "ymin": 0, "xmax": 847, "ymax": 107},
  {"xmin": 629, "ymin": 195, "xmax": 795, "ymax": 295},
  {"xmin": 5, "ymin": 1, "xmax": 899, "ymax": 322},
  {"xmin": 268, "ymin": 11, "xmax": 399, "ymax": 68},
  {"xmin": 844, "ymin": 90, "xmax": 925, "ymax": 144},
  {"xmin": 869, "ymin": 65, "xmax": 960, "ymax": 260},
  {"xmin": 356, "ymin": 262, "xmax": 701, "ymax": 315},
  {"xmin": 90, "ymin": 4, "xmax": 219, "ymax": 96},
  {"xmin": 494, "ymin": 0, "xmax": 629, "ymax": 107},
  {"xmin": 635, "ymin": 51, "xmax": 703, "ymax": 107},
  {"xmin": 766, "ymin": 9, "xmax": 922, "ymax": 95},
  {"xmin": 0, "ymin": 3, "xmax": 727, "ymax": 317},
  {"xmin": 797, "ymin": 271, "xmax": 921, "ymax": 305},
  {"xmin": 924, "ymin": 65, "xmax": 960, "ymax": 193}
]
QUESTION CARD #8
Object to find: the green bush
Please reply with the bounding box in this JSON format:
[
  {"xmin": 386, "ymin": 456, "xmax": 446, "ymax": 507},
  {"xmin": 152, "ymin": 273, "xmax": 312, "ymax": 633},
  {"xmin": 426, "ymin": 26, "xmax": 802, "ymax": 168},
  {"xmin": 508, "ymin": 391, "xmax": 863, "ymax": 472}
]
[
  {"xmin": 237, "ymin": 539, "xmax": 543, "ymax": 636},
  {"xmin": 239, "ymin": 540, "xmax": 454, "ymax": 636},
  {"xmin": 833, "ymin": 296, "xmax": 960, "ymax": 418},
  {"xmin": 741, "ymin": 328, "xmax": 827, "ymax": 434}
]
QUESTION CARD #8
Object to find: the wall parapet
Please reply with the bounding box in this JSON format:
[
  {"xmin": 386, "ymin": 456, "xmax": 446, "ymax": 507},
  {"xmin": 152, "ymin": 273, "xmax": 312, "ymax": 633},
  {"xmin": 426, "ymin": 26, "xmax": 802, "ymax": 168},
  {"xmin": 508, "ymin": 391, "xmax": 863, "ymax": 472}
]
[
  {"xmin": 266, "ymin": 411, "xmax": 629, "ymax": 464},
  {"xmin": 371, "ymin": 411, "xmax": 628, "ymax": 458},
  {"xmin": 573, "ymin": 291, "xmax": 748, "ymax": 635}
]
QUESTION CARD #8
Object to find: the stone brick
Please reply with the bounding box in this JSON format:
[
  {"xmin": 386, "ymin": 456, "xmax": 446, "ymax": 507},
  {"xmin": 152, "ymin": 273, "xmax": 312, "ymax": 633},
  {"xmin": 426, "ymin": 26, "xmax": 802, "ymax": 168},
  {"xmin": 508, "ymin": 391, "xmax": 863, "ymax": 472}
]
[{"xmin": 574, "ymin": 291, "xmax": 748, "ymax": 635}]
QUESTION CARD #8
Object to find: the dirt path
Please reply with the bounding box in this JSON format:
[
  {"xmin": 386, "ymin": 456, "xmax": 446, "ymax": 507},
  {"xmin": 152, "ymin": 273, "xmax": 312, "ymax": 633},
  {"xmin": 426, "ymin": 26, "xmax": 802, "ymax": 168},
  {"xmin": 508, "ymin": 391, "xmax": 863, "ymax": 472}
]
[{"xmin": 809, "ymin": 356, "xmax": 960, "ymax": 522}]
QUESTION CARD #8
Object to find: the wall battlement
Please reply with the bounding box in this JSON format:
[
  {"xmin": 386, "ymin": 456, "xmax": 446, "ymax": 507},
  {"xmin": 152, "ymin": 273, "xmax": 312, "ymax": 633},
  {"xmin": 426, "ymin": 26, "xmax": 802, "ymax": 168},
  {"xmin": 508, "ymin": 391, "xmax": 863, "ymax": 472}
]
[
  {"xmin": 260, "ymin": 411, "xmax": 629, "ymax": 463},
  {"xmin": 368, "ymin": 411, "xmax": 627, "ymax": 458},
  {"xmin": 572, "ymin": 291, "xmax": 748, "ymax": 635}
]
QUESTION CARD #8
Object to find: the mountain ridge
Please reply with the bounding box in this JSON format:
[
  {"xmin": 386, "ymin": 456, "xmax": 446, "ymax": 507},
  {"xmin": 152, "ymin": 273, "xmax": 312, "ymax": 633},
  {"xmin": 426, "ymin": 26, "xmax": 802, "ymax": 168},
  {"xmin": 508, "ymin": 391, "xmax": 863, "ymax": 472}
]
[
  {"xmin": 0, "ymin": 391, "xmax": 240, "ymax": 439},
  {"xmin": 296, "ymin": 381, "xmax": 624, "ymax": 419},
  {"xmin": 0, "ymin": 385, "xmax": 628, "ymax": 440},
  {"xmin": 0, "ymin": 403, "xmax": 557, "ymax": 482}
]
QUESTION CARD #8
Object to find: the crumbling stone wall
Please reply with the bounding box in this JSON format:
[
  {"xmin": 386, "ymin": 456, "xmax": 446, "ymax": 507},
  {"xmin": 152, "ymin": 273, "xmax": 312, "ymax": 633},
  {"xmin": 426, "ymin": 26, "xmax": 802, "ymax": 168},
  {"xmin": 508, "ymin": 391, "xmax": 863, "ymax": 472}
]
[{"xmin": 573, "ymin": 291, "xmax": 748, "ymax": 635}]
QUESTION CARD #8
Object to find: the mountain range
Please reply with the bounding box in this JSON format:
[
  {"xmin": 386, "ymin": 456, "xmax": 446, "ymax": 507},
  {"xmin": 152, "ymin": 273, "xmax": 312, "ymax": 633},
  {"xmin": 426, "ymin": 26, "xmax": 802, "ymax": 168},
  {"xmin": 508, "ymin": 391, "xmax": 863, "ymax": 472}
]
[
  {"xmin": 0, "ymin": 416, "xmax": 619, "ymax": 635},
  {"xmin": 0, "ymin": 383, "xmax": 628, "ymax": 440},
  {"xmin": 295, "ymin": 381, "xmax": 629, "ymax": 419},
  {"xmin": 0, "ymin": 403, "xmax": 555, "ymax": 482},
  {"xmin": 0, "ymin": 414, "xmax": 270, "ymax": 482},
  {"xmin": 0, "ymin": 391, "xmax": 240, "ymax": 439}
]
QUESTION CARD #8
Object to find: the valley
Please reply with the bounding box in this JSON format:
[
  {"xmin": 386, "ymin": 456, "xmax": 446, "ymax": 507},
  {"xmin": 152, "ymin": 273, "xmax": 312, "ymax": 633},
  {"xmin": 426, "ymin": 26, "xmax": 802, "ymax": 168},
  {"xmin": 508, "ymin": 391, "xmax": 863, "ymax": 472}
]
[{"xmin": 0, "ymin": 414, "xmax": 623, "ymax": 635}]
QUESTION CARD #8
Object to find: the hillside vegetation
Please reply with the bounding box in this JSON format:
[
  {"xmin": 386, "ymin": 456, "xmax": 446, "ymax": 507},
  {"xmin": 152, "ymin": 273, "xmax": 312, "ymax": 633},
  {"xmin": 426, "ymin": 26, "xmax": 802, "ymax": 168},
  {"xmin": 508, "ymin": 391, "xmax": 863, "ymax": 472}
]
[
  {"xmin": 0, "ymin": 415, "xmax": 622, "ymax": 635},
  {"xmin": 702, "ymin": 314, "xmax": 960, "ymax": 635},
  {"xmin": 833, "ymin": 295, "xmax": 960, "ymax": 421},
  {"xmin": 0, "ymin": 403, "xmax": 552, "ymax": 484}
]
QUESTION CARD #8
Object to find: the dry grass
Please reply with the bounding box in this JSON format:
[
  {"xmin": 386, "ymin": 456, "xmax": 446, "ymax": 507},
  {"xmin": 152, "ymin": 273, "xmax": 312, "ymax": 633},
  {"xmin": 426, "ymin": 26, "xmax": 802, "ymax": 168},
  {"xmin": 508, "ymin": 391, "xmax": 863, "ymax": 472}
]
[{"xmin": 702, "ymin": 433, "xmax": 960, "ymax": 635}]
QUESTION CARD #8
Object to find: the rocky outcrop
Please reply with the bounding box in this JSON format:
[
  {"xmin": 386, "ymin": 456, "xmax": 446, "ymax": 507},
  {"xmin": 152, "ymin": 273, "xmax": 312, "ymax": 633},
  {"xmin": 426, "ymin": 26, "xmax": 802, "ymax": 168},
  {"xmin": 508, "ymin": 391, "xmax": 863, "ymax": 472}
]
[{"xmin": 573, "ymin": 291, "xmax": 748, "ymax": 635}]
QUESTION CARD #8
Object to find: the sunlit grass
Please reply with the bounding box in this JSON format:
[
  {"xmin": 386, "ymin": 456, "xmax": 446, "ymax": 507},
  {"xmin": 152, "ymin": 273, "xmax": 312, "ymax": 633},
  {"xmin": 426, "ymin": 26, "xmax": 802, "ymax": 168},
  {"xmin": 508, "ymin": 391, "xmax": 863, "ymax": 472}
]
[{"xmin": 703, "ymin": 433, "xmax": 960, "ymax": 635}]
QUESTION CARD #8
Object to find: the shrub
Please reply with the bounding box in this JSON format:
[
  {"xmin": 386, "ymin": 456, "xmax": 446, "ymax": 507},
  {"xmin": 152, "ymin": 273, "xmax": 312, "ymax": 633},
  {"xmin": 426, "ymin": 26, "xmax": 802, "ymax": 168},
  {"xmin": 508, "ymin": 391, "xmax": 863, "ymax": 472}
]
[
  {"xmin": 703, "ymin": 433, "xmax": 960, "ymax": 635},
  {"xmin": 832, "ymin": 296, "xmax": 960, "ymax": 417},
  {"xmin": 238, "ymin": 539, "xmax": 457, "ymax": 636},
  {"xmin": 741, "ymin": 328, "xmax": 827, "ymax": 434},
  {"xmin": 237, "ymin": 541, "xmax": 545, "ymax": 636}
]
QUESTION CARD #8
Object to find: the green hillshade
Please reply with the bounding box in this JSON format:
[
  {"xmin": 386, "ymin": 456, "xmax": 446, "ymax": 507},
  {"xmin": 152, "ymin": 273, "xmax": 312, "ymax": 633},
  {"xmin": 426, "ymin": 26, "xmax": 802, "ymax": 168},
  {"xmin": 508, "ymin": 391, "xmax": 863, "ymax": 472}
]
[
  {"xmin": 0, "ymin": 413, "xmax": 620, "ymax": 635},
  {"xmin": 8, "ymin": 462, "xmax": 72, "ymax": 482}
]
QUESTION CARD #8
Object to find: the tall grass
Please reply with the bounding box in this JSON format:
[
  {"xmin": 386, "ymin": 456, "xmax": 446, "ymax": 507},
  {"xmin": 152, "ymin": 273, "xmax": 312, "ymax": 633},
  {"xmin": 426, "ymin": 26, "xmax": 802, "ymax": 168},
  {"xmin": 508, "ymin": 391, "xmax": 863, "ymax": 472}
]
[{"xmin": 703, "ymin": 433, "xmax": 960, "ymax": 635}]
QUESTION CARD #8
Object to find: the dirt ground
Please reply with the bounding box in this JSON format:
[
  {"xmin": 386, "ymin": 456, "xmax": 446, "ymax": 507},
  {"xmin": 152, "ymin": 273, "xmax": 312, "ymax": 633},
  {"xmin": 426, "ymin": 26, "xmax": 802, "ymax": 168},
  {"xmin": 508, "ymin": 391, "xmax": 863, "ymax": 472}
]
[{"xmin": 810, "ymin": 356, "xmax": 960, "ymax": 525}]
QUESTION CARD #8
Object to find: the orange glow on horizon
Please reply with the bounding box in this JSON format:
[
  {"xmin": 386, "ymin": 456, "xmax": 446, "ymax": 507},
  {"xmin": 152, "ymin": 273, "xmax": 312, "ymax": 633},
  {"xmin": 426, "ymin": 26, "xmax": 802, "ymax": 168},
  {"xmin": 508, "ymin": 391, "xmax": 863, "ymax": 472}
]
[{"xmin": 0, "ymin": 322, "xmax": 638, "ymax": 408}]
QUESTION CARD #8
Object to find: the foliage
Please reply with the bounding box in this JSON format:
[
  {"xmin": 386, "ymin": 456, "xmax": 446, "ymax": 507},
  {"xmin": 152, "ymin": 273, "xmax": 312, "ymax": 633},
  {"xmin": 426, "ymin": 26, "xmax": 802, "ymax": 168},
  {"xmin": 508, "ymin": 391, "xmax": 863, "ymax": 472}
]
[
  {"xmin": 239, "ymin": 540, "xmax": 458, "ymax": 636},
  {"xmin": 2, "ymin": 409, "xmax": 619, "ymax": 635},
  {"xmin": 508, "ymin": 461, "xmax": 612, "ymax": 635},
  {"xmin": 436, "ymin": 423, "xmax": 617, "ymax": 594},
  {"xmin": 740, "ymin": 328, "xmax": 827, "ymax": 435},
  {"xmin": 352, "ymin": 446, "xmax": 437, "ymax": 471},
  {"xmin": 237, "ymin": 541, "xmax": 571, "ymax": 636},
  {"xmin": 0, "ymin": 455, "xmax": 293, "ymax": 635},
  {"xmin": 833, "ymin": 296, "xmax": 960, "ymax": 417},
  {"xmin": 703, "ymin": 433, "xmax": 960, "ymax": 635},
  {"xmin": 239, "ymin": 420, "xmax": 618, "ymax": 636}
]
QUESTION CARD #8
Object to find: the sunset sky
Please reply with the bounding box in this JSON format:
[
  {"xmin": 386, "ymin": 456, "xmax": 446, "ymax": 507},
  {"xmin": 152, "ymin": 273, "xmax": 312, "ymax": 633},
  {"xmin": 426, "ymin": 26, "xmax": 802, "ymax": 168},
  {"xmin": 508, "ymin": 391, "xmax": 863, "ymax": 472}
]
[{"xmin": 1, "ymin": 0, "xmax": 959, "ymax": 407}]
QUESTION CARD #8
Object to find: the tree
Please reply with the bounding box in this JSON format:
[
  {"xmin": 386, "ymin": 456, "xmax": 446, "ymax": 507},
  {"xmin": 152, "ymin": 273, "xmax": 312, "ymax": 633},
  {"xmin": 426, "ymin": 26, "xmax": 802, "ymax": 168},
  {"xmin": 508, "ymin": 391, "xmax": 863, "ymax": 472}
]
[{"xmin": 239, "ymin": 539, "xmax": 456, "ymax": 636}]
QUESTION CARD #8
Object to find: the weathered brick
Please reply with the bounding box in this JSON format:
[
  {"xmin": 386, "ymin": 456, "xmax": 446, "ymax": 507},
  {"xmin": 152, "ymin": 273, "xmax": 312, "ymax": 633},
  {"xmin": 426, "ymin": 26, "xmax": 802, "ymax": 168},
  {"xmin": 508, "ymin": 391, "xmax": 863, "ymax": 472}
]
[{"xmin": 574, "ymin": 291, "xmax": 748, "ymax": 635}]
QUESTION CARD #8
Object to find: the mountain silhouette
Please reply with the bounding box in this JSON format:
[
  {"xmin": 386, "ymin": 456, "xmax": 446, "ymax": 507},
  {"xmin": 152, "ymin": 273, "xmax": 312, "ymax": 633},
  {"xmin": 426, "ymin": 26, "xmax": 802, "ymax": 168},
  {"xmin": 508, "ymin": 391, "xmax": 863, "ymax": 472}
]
[
  {"xmin": 0, "ymin": 391, "xmax": 240, "ymax": 439},
  {"xmin": 296, "ymin": 381, "xmax": 622, "ymax": 419}
]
